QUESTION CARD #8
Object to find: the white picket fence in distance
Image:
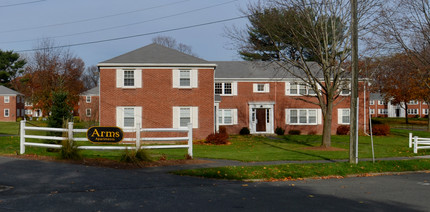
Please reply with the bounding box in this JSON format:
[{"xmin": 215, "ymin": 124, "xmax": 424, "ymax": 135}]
[
  {"xmin": 409, "ymin": 133, "xmax": 430, "ymax": 153},
  {"xmin": 19, "ymin": 120, "xmax": 193, "ymax": 157}
]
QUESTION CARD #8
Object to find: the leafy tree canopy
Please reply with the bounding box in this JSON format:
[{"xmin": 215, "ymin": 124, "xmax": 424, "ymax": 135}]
[{"xmin": 0, "ymin": 50, "xmax": 26, "ymax": 87}]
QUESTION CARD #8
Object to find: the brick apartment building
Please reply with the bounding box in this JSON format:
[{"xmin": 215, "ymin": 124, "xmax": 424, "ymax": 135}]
[
  {"xmin": 369, "ymin": 93, "xmax": 429, "ymax": 118},
  {"xmin": 0, "ymin": 85, "xmax": 25, "ymax": 122},
  {"xmin": 93, "ymin": 43, "xmax": 370, "ymax": 139},
  {"xmin": 78, "ymin": 86, "xmax": 99, "ymax": 122}
]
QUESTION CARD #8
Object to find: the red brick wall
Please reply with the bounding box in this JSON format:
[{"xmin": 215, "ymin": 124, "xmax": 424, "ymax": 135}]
[
  {"xmin": 78, "ymin": 95, "xmax": 99, "ymax": 122},
  {"xmin": 219, "ymin": 81, "xmax": 368, "ymax": 135},
  {"xmin": 0, "ymin": 95, "xmax": 25, "ymax": 122},
  {"xmin": 99, "ymin": 68, "xmax": 214, "ymax": 140}
]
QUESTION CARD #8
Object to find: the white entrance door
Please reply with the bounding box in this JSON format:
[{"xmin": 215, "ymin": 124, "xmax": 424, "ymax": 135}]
[{"xmin": 249, "ymin": 102, "xmax": 274, "ymax": 134}]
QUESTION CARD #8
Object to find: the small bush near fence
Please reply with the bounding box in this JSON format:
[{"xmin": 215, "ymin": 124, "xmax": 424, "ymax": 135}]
[
  {"xmin": 275, "ymin": 127, "xmax": 285, "ymax": 135},
  {"xmin": 60, "ymin": 140, "xmax": 82, "ymax": 160},
  {"xmin": 288, "ymin": 130, "xmax": 301, "ymax": 135},
  {"xmin": 372, "ymin": 124, "xmax": 390, "ymax": 136},
  {"xmin": 206, "ymin": 126, "xmax": 229, "ymax": 145},
  {"xmin": 121, "ymin": 148, "xmax": 153, "ymax": 164},
  {"xmin": 239, "ymin": 127, "xmax": 250, "ymax": 135},
  {"xmin": 337, "ymin": 125, "xmax": 350, "ymax": 135}
]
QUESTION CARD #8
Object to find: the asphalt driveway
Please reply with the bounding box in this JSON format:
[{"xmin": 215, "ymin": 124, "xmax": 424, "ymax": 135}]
[{"xmin": 0, "ymin": 156, "xmax": 429, "ymax": 211}]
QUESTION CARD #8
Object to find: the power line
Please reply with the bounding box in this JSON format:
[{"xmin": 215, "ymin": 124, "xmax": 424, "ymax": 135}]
[
  {"xmin": 1, "ymin": 0, "xmax": 239, "ymax": 44},
  {"xmin": 17, "ymin": 15, "xmax": 249, "ymax": 52},
  {"xmin": 0, "ymin": 0, "xmax": 45, "ymax": 8},
  {"xmin": 0, "ymin": 0, "xmax": 191, "ymax": 34}
]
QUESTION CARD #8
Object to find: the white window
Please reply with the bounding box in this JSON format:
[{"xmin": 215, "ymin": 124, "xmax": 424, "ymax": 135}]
[
  {"xmin": 116, "ymin": 69, "xmax": 142, "ymax": 88},
  {"xmin": 370, "ymin": 109, "xmax": 375, "ymax": 115},
  {"xmin": 180, "ymin": 70, "xmax": 191, "ymax": 87},
  {"xmin": 378, "ymin": 100, "xmax": 386, "ymax": 105},
  {"xmin": 378, "ymin": 109, "xmax": 388, "ymax": 114},
  {"xmin": 340, "ymin": 83, "xmax": 351, "ymax": 95},
  {"xmin": 116, "ymin": 106, "xmax": 142, "ymax": 128},
  {"xmin": 408, "ymin": 100, "xmax": 419, "ymax": 105},
  {"xmin": 173, "ymin": 69, "xmax": 198, "ymax": 88},
  {"xmin": 285, "ymin": 82, "xmax": 318, "ymax": 96},
  {"xmin": 423, "ymin": 109, "xmax": 428, "ymax": 115},
  {"xmin": 173, "ymin": 106, "xmax": 198, "ymax": 128},
  {"xmin": 25, "ymin": 101, "xmax": 33, "ymax": 106},
  {"xmin": 86, "ymin": 96, "xmax": 91, "ymax": 103},
  {"xmin": 338, "ymin": 109, "xmax": 350, "ymax": 124},
  {"xmin": 4, "ymin": 96, "xmax": 9, "ymax": 103},
  {"xmin": 4, "ymin": 109, "xmax": 9, "ymax": 117},
  {"xmin": 407, "ymin": 109, "xmax": 418, "ymax": 115},
  {"xmin": 17, "ymin": 109, "xmax": 20, "ymax": 117},
  {"xmin": 25, "ymin": 110, "xmax": 32, "ymax": 115},
  {"xmin": 215, "ymin": 82, "xmax": 237, "ymax": 95},
  {"xmin": 86, "ymin": 108, "xmax": 91, "ymax": 117},
  {"xmin": 369, "ymin": 100, "xmax": 375, "ymax": 105},
  {"xmin": 253, "ymin": 83, "xmax": 269, "ymax": 93},
  {"xmin": 219, "ymin": 109, "xmax": 238, "ymax": 125},
  {"xmin": 286, "ymin": 109, "xmax": 321, "ymax": 125}
]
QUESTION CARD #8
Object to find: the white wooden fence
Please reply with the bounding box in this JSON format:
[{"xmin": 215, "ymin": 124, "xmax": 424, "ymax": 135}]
[
  {"xmin": 409, "ymin": 133, "xmax": 430, "ymax": 153},
  {"xmin": 19, "ymin": 120, "xmax": 193, "ymax": 157}
]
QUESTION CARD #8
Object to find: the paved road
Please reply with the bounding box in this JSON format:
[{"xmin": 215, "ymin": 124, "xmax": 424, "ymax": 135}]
[{"xmin": 0, "ymin": 156, "xmax": 429, "ymax": 211}]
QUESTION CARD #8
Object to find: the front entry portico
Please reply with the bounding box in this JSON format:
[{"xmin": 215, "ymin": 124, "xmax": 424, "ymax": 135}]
[{"xmin": 249, "ymin": 102, "xmax": 274, "ymax": 134}]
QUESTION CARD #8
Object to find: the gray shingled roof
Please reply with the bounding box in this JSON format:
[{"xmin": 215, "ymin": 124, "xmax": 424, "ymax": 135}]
[
  {"xmin": 213, "ymin": 61, "xmax": 323, "ymax": 79},
  {"xmin": 99, "ymin": 43, "xmax": 214, "ymax": 66},
  {"xmin": 0, "ymin": 85, "xmax": 22, "ymax": 95},
  {"xmin": 81, "ymin": 86, "xmax": 99, "ymax": 96},
  {"xmin": 370, "ymin": 93, "xmax": 384, "ymax": 100}
]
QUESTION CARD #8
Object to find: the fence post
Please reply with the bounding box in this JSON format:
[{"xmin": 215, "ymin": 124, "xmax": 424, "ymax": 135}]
[
  {"xmin": 187, "ymin": 123, "xmax": 193, "ymax": 158},
  {"xmin": 414, "ymin": 136, "xmax": 418, "ymax": 154},
  {"xmin": 20, "ymin": 120, "xmax": 26, "ymax": 154},
  {"xmin": 136, "ymin": 123, "xmax": 141, "ymax": 150},
  {"xmin": 409, "ymin": 133, "xmax": 412, "ymax": 148},
  {"xmin": 68, "ymin": 122, "xmax": 74, "ymax": 142}
]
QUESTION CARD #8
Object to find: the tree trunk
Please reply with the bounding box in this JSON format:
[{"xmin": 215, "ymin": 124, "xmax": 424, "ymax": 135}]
[
  {"xmin": 405, "ymin": 104, "xmax": 409, "ymax": 124},
  {"xmin": 427, "ymin": 115, "xmax": 430, "ymax": 132},
  {"xmin": 322, "ymin": 100, "xmax": 333, "ymax": 147}
]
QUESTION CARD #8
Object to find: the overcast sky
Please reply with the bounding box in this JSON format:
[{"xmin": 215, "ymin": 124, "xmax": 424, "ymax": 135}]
[{"xmin": 0, "ymin": 0, "xmax": 257, "ymax": 67}]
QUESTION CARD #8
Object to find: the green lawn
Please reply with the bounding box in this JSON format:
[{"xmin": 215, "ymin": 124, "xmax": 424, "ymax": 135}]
[
  {"xmin": 173, "ymin": 159, "xmax": 430, "ymax": 180},
  {"xmin": 1, "ymin": 120, "xmax": 430, "ymax": 162},
  {"xmin": 153, "ymin": 129, "xmax": 430, "ymax": 161}
]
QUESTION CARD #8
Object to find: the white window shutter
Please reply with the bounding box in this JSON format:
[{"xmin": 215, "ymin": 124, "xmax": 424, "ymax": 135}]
[
  {"xmin": 285, "ymin": 109, "xmax": 290, "ymax": 124},
  {"xmin": 135, "ymin": 107, "xmax": 142, "ymax": 127},
  {"xmin": 116, "ymin": 107, "xmax": 124, "ymax": 128},
  {"xmin": 172, "ymin": 69, "xmax": 180, "ymax": 88},
  {"xmin": 116, "ymin": 69, "xmax": 123, "ymax": 88},
  {"xmin": 253, "ymin": 84, "xmax": 258, "ymax": 92},
  {"xmin": 337, "ymin": 109, "xmax": 342, "ymax": 124},
  {"xmin": 285, "ymin": 82, "xmax": 290, "ymax": 95},
  {"xmin": 172, "ymin": 107, "xmax": 179, "ymax": 128},
  {"xmin": 317, "ymin": 109, "xmax": 322, "ymax": 124},
  {"xmin": 191, "ymin": 69, "xmax": 198, "ymax": 88},
  {"xmin": 265, "ymin": 84, "xmax": 270, "ymax": 92},
  {"xmin": 232, "ymin": 109, "xmax": 238, "ymax": 124},
  {"xmin": 135, "ymin": 69, "xmax": 142, "ymax": 88},
  {"xmin": 192, "ymin": 107, "xmax": 199, "ymax": 128},
  {"xmin": 232, "ymin": 82, "xmax": 238, "ymax": 95}
]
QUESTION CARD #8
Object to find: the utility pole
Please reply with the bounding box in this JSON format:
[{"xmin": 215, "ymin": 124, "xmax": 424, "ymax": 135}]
[{"xmin": 350, "ymin": 0, "xmax": 359, "ymax": 164}]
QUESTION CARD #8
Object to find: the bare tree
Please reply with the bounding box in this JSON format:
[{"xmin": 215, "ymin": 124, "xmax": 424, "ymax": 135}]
[
  {"xmin": 227, "ymin": 0, "xmax": 380, "ymax": 147},
  {"xmin": 152, "ymin": 35, "xmax": 197, "ymax": 56},
  {"xmin": 81, "ymin": 65, "xmax": 99, "ymax": 90}
]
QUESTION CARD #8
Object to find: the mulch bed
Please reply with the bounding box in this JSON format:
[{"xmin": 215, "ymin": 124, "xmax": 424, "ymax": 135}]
[{"xmin": 4, "ymin": 154, "xmax": 211, "ymax": 169}]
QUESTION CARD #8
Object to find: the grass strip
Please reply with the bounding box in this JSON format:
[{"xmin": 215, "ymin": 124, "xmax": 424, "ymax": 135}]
[{"xmin": 172, "ymin": 159, "xmax": 430, "ymax": 180}]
